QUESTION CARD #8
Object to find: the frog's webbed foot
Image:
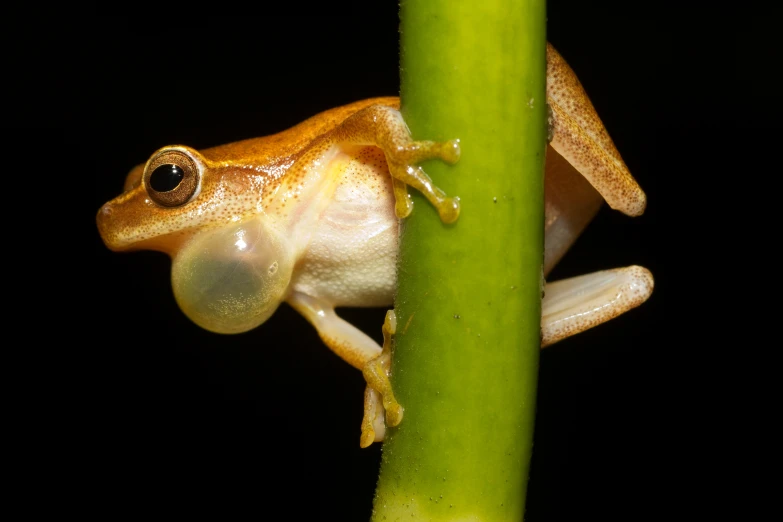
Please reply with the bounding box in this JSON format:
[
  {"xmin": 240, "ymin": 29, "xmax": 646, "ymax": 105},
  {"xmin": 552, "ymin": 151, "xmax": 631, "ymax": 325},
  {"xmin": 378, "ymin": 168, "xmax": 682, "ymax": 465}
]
[
  {"xmin": 546, "ymin": 43, "xmax": 646, "ymax": 217},
  {"xmin": 332, "ymin": 104, "xmax": 461, "ymax": 223},
  {"xmin": 541, "ymin": 266, "xmax": 653, "ymax": 347},
  {"xmin": 287, "ymin": 293, "xmax": 401, "ymax": 447}
]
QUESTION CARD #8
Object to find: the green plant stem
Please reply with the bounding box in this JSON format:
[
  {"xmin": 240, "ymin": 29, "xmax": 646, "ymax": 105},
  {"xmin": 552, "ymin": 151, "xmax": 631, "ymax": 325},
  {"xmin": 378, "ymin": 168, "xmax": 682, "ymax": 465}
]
[{"xmin": 371, "ymin": 1, "xmax": 546, "ymax": 520}]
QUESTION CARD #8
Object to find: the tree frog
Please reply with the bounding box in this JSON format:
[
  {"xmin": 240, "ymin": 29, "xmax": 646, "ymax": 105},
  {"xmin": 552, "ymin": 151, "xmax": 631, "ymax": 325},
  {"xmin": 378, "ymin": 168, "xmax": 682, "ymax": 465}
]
[{"xmin": 97, "ymin": 44, "xmax": 653, "ymax": 447}]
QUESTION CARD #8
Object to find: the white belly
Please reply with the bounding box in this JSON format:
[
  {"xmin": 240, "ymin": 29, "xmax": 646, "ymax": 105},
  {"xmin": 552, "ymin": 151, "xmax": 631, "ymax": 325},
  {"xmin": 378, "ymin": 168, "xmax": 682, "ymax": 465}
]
[{"xmin": 290, "ymin": 147, "xmax": 398, "ymax": 308}]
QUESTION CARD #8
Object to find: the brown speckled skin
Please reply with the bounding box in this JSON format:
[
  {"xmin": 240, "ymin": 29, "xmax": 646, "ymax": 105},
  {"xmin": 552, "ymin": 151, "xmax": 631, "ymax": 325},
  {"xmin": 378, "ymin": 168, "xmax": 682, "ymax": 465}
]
[
  {"xmin": 546, "ymin": 43, "xmax": 646, "ymax": 216},
  {"xmin": 96, "ymin": 97, "xmax": 401, "ymax": 255},
  {"xmin": 96, "ymin": 44, "xmax": 651, "ymax": 356},
  {"xmin": 98, "ymin": 44, "xmax": 646, "ymax": 258},
  {"xmin": 95, "ymin": 42, "xmax": 654, "ymax": 451}
]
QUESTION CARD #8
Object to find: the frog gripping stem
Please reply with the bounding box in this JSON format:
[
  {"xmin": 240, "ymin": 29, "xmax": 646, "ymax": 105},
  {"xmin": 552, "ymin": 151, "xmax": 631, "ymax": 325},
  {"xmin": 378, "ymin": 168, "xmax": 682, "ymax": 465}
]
[
  {"xmin": 333, "ymin": 104, "xmax": 462, "ymax": 223},
  {"xmin": 360, "ymin": 310, "xmax": 402, "ymax": 448}
]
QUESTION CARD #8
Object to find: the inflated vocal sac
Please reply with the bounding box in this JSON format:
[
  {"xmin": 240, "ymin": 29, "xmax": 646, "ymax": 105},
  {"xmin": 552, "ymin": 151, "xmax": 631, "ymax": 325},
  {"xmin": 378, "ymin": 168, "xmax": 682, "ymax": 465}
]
[{"xmin": 171, "ymin": 217, "xmax": 294, "ymax": 334}]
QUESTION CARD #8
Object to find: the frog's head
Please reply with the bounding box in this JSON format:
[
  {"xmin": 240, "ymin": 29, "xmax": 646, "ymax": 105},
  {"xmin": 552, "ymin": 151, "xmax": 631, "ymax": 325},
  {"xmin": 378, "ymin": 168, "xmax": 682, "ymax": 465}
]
[{"xmin": 97, "ymin": 145, "xmax": 295, "ymax": 334}]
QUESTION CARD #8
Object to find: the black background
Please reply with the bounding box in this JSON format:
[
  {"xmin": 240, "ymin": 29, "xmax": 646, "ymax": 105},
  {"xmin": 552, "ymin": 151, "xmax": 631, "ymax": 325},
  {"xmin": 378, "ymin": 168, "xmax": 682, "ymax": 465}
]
[{"xmin": 31, "ymin": 1, "xmax": 756, "ymax": 519}]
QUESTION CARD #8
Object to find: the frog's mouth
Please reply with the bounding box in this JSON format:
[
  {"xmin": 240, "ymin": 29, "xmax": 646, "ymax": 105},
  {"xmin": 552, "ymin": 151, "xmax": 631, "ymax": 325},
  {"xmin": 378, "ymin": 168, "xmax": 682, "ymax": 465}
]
[
  {"xmin": 170, "ymin": 217, "xmax": 295, "ymax": 334},
  {"xmin": 96, "ymin": 188, "xmax": 163, "ymax": 252},
  {"xmin": 97, "ymin": 190, "xmax": 200, "ymax": 254}
]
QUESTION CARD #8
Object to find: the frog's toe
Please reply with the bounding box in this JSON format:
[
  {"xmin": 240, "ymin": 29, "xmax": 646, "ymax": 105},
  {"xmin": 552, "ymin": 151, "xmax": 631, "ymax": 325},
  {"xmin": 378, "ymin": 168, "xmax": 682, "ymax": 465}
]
[
  {"xmin": 395, "ymin": 197, "xmax": 414, "ymax": 219},
  {"xmin": 440, "ymin": 139, "xmax": 461, "ymax": 164},
  {"xmin": 388, "ymin": 163, "xmax": 460, "ymax": 224},
  {"xmin": 392, "ymin": 178, "xmax": 414, "ymax": 219},
  {"xmin": 361, "ymin": 385, "xmax": 386, "ymax": 447},
  {"xmin": 362, "ymin": 353, "xmax": 403, "ymax": 434},
  {"xmin": 393, "ymin": 138, "xmax": 460, "ymax": 166},
  {"xmin": 438, "ymin": 196, "xmax": 461, "ymax": 224},
  {"xmin": 385, "ymin": 401, "xmax": 404, "ymax": 428}
]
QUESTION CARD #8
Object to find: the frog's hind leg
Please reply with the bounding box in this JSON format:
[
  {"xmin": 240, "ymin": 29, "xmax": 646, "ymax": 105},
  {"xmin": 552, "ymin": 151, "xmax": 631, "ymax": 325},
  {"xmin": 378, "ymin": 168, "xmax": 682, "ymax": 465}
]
[
  {"xmin": 546, "ymin": 43, "xmax": 646, "ymax": 217},
  {"xmin": 541, "ymin": 265, "xmax": 653, "ymax": 347},
  {"xmin": 329, "ymin": 104, "xmax": 461, "ymax": 223},
  {"xmin": 287, "ymin": 292, "xmax": 401, "ymax": 447}
]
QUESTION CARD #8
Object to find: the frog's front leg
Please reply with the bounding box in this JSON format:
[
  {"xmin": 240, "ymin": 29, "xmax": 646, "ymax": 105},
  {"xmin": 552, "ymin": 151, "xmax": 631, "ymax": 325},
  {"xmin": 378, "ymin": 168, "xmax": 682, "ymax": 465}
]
[
  {"xmin": 329, "ymin": 104, "xmax": 461, "ymax": 223},
  {"xmin": 287, "ymin": 293, "xmax": 400, "ymax": 447},
  {"xmin": 360, "ymin": 310, "xmax": 400, "ymax": 448}
]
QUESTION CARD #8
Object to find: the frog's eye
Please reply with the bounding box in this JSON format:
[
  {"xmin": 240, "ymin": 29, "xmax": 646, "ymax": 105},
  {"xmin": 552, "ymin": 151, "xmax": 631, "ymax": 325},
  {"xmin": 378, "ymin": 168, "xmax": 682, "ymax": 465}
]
[{"xmin": 143, "ymin": 149, "xmax": 199, "ymax": 207}]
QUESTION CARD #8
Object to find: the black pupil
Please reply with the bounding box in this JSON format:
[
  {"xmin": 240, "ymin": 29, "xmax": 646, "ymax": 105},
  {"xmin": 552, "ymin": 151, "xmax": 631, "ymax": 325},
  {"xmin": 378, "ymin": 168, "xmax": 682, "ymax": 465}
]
[{"xmin": 150, "ymin": 164, "xmax": 184, "ymax": 192}]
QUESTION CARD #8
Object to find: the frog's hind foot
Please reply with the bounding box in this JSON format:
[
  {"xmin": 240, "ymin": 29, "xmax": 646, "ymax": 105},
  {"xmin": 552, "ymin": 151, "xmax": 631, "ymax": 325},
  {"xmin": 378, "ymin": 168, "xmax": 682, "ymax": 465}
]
[
  {"xmin": 360, "ymin": 309, "xmax": 402, "ymax": 448},
  {"xmin": 542, "ymin": 265, "xmax": 654, "ymax": 347}
]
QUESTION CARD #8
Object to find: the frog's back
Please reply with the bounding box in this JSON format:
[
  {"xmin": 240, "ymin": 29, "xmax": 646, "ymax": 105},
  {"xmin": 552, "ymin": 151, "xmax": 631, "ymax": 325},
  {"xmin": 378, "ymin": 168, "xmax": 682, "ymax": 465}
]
[{"xmin": 201, "ymin": 97, "xmax": 400, "ymax": 164}]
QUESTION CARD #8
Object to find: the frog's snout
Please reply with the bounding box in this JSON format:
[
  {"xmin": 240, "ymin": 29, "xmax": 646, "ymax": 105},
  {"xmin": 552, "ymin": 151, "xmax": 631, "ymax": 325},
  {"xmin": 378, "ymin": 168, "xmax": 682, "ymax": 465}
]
[
  {"xmin": 97, "ymin": 186, "xmax": 163, "ymax": 252},
  {"xmin": 96, "ymin": 200, "xmax": 141, "ymax": 252},
  {"xmin": 96, "ymin": 202, "xmax": 119, "ymax": 250}
]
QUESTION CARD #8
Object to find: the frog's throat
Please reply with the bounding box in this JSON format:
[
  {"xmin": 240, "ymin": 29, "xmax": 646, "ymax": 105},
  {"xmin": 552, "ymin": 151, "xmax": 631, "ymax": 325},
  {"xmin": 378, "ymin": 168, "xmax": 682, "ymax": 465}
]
[{"xmin": 171, "ymin": 217, "xmax": 295, "ymax": 334}]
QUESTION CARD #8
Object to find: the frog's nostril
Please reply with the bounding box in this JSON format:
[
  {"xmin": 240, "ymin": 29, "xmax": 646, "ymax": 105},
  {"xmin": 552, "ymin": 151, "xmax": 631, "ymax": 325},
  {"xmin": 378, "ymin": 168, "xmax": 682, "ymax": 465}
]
[{"xmin": 96, "ymin": 203, "xmax": 116, "ymax": 248}]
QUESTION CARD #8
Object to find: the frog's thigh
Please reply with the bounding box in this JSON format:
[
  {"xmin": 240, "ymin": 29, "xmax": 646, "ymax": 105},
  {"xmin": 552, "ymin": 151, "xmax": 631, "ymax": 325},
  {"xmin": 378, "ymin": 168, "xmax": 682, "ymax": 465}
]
[
  {"xmin": 330, "ymin": 104, "xmax": 461, "ymax": 223},
  {"xmin": 546, "ymin": 44, "xmax": 646, "ymax": 217},
  {"xmin": 542, "ymin": 266, "xmax": 654, "ymax": 347}
]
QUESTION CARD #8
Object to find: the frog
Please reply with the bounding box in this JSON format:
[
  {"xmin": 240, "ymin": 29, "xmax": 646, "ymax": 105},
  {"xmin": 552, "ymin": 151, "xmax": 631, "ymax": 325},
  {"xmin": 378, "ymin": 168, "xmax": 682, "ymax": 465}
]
[{"xmin": 96, "ymin": 43, "xmax": 653, "ymax": 448}]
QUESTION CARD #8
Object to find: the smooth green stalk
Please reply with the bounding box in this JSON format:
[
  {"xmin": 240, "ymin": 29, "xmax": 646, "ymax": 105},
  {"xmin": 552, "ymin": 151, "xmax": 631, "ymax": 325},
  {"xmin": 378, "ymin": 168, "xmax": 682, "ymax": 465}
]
[{"xmin": 371, "ymin": 1, "xmax": 546, "ymax": 520}]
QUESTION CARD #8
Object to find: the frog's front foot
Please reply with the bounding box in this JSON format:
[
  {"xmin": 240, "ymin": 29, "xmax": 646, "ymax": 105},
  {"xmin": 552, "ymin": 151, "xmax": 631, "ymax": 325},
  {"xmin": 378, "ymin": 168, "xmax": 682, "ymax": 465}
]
[
  {"xmin": 287, "ymin": 293, "xmax": 403, "ymax": 448},
  {"xmin": 360, "ymin": 309, "xmax": 402, "ymax": 448},
  {"xmin": 385, "ymin": 138, "xmax": 461, "ymax": 224},
  {"xmin": 335, "ymin": 104, "xmax": 461, "ymax": 224}
]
